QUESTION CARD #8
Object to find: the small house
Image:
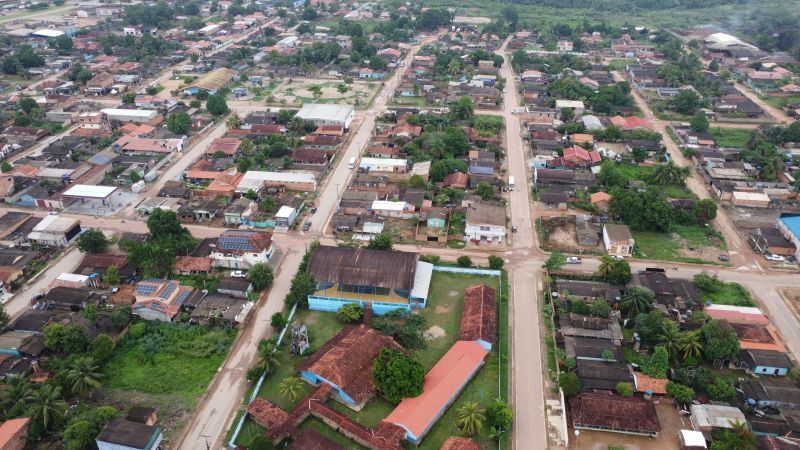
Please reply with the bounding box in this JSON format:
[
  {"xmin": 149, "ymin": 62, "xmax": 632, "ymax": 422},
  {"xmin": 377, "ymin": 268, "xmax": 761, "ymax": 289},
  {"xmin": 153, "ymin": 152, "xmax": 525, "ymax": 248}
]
[{"xmin": 602, "ymin": 224, "xmax": 634, "ymax": 258}]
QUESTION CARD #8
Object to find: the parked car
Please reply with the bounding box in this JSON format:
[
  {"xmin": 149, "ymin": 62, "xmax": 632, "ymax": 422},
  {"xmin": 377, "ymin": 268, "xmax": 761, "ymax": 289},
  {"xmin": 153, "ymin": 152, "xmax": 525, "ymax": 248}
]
[
  {"xmin": 566, "ymin": 257, "xmax": 582, "ymax": 264},
  {"xmin": 718, "ymin": 255, "xmax": 730, "ymax": 262},
  {"xmin": 231, "ymin": 270, "xmax": 247, "ymax": 278},
  {"xmin": 310, "ymin": 207, "xmax": 317, "ymax": 214},
  {"xmin": 766, "ymin": 254, "xmax": 786, "ymax": 262},
  {"xmin": 303, "ymin": 221, "xmax": 311, "ymax": 231},
  {"xmin": 512, "ymin": 225, "xmax": 518, "ymax": 233}
]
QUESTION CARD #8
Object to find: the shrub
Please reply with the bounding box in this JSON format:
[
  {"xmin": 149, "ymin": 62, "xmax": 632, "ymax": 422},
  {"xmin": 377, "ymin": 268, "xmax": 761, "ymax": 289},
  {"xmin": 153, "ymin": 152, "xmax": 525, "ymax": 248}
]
[
  {"xmin": 558, "ymin": 372, "xmax": 581, "ymax": 396},
  {"xmin": 616, "ymin": 382, "xmax": 633, "ymax": 397},
  {"xmin": 488, "ymin": 255, "xmax": 504, "ymax": 270},
  {"xmin": 457, "ymin": 256, "xmax": 473, "ymax": 267},
  {"xmin": 666, "ymin": 381, "xmax": 695, "ymax": 404},
  {"xmin": 335, "ymin": 303, "xmax": 363, "ymax": 323},
  {"xmin": 270, "ymin": 313, "xmax": 287, "ymax": 331}
]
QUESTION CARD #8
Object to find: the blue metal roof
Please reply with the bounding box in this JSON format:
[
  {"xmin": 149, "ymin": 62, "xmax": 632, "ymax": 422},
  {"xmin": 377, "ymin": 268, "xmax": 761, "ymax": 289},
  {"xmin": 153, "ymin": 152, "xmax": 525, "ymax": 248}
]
[{"xmin": 780, "ymin": 216, "xmax": 800, "ymax": 239}]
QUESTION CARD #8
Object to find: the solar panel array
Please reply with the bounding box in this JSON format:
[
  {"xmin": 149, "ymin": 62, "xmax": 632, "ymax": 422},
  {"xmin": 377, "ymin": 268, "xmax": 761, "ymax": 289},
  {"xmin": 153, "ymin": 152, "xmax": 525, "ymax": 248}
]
[
  {"xmin": 175, "ymin": 290, "xmax": 192, "ymax": 305},
  {"xmin": 159, "ymin": 282, "xmax": 177, "ymax": 299},
  {"xmin": 219, "ymin": 234, "xmax": 255, "ymax": 252},
  {"xmin": 136, "ymin": 284, "xmax": 158, "ymax": 296}
]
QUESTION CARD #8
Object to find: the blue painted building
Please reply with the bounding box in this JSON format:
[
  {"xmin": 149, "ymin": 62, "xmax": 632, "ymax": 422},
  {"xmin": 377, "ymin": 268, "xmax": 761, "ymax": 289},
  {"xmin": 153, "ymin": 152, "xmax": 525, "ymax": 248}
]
[
  {"xmin": 306, "ymin": 246, "xmax": 432, "ymax": 315},
  {"xmin": 739, "ymin": 349, "xmax": 792, "ymax": 376}
]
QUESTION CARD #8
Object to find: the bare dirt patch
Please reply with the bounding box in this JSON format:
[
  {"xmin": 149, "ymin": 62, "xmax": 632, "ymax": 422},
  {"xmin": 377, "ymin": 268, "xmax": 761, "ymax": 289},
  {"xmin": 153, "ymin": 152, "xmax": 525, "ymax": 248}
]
[{"xmin": 424, "ymin": 325, "xmax": 446, "ymax": 340}]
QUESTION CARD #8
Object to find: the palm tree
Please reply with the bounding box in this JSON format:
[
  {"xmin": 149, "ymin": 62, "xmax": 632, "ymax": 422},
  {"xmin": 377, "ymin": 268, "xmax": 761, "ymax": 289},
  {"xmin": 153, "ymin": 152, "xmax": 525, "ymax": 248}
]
[
  {"xmin": 651, "ymin": 161, "xmax": 690, "ymax": 186},
  {"xmin": 279, "ymin": 377, "xmax": 304, "ymax": 402},
  {"xmin": 456, "ymin": 401, "xmax": 485, "ymax": 436},
  {"xmin": 240, "ymin": 138, "xmax": 254, "ymax": 156},
  {"xmin": 598, "ymin": 256, "xmax": 614, "ymax": 280},
  {"xmin": 27, "ymin": 385, "xmax": 68, "ymax": 431},
  {"xmin": 66, "ymin": 357, "xmax": 103, "ymax": 397},
  {"xmin": 0, "ymin": 377, "xmax": 34, "ymax": 418},
  {"xmin": 226, "ymin": 113, "xmax": 241, "ymax": 130},
  {"xmin": 730, "ymin": 419, "xmax": 758, "ymax": 447},
  {"xmin": 680, "ymin": 331, "xmax": 703, "ymax": 361},
  {"xmin": 256, "ymin": 339, "xmax": 281, "ymax": 375},
  {"xmin": 619, "ymin": 287, "xmax": 654, "ymax": 317},
  {"xmin": 658, "ymin": 321, "xmax": 680, "ymax": 362}
]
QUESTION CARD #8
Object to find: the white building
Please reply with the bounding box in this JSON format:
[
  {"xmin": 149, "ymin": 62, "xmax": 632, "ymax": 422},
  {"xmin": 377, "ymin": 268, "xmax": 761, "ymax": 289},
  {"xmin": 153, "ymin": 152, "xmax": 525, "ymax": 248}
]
[
  {"xmin": 555, "ymin": 99, "xmax": 585, "ymax": 116},
  {"xmin": 27, "ymin": 215, "xmax": 82, "ymax": 247},
  {"xmin": 371, "ymin": 200, "xmax": 412, "ymax": 218},
  {"xmin": 209, "ymin": 230, "xmax": 276, "ymax": 269},
  {"xmin": 295, "ymin": 103, "xmax": 355, "ymax": 129},
  {"xmin": 101, "ymin": 108, "xmax": 159, "ymax": 124},
  {"xmin": 235, "ymin": 171, "xmax": 317, "ymax": 193},
  {"xmin": 465, "ymin": 203, "xmax": 506, "ymax": 244},
  {"xmin": 602, "ymin": 224, "xmax": 634, "ymax": 258},
  {"xmin": 359, "ymin": 157, "xmax": 408, "ymax": 173},
  {"xmin": 274, "ymin": 205, "xmax": 298, "ymax": 229}
]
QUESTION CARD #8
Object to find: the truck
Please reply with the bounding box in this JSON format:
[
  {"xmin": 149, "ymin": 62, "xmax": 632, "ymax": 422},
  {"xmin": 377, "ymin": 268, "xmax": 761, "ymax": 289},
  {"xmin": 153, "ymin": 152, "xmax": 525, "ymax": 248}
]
[
  {"xmin": 508, "ymin": 176, "xmax": 515, "ymax": 191},
  {"xmin": 348, "ymin": 157, "xmax": 356, "ymax": 169}
]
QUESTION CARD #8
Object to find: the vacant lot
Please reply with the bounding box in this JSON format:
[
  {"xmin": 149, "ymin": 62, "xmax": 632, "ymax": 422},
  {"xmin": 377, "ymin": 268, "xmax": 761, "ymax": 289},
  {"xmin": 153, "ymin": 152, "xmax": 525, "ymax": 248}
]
[
  {"xmin": 634, "ymin": 224, "xmax": 727, "ymax": 264},
  {"xmin": 270, "ymin": 80, "xmax": 379, "ymax": 108},
  {"xmin": 709, "ymin": 127, "xmax": 753, "ymax": 148}
]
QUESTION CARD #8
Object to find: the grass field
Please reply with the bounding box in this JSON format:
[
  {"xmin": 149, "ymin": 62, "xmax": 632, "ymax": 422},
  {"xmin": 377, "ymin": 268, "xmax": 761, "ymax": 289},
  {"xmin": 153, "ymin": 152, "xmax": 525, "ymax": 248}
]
[
  {"xmin": 709, "ymin": 127, "xmax": 754, "ymax": 149},
  {"xmin": 697, "ymin": 279, "xmax": 755, "ymax": 307},
  {"xmin": 633, "ymin": 224, "xmax": 726, "ymax": 264},
  {"xmin": 762, "ymin": 94, "xmax": 800, "ymax": 109}
]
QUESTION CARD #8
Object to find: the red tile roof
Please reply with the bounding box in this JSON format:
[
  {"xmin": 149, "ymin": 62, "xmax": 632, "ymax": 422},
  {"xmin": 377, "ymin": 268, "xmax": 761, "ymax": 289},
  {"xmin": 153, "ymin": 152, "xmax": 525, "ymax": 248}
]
[
  {"xmin": 174, "ymin": 256, "xmax": 213, "ymax": 272},
  {"xmin": 443, "ymin": 172, "xmax": 468, "ymax": 188},
  {"xmin": 80, "ymin": 254, "xmax": 128, "ymax": 270},
  {"xmin": 460, "ymin": 285, "xmax": 496, "ymax": 345},
  {"xmin": 246, "ymin": 397, "xmax": 288, "ymax": 429},
  {"xmin": 634, "ymin": 373, "xmax": 668, "ymax": 395},
  {"xmin": 298, "ymin": 325, "xmax": 404, "ymax": 406},
  {"xmin": 611, "ymin": 115, "xmax": 653, "ymax": 130},
  {"xmin": 441, "ymin": 437, "xmax": 481, "ymax": 450},
  {"xmin": 0, "ymin": 418, "xmax": 29, "ymax": 448},
  {"xmin": 570, "ymin": 391, "xmax": 661, "ymax": 435},
  {"xmin": 384, "ymin": 341, "xmax": 489, "ymax": 441},
  {"xmin": 207, "ymin": 137, "xmax": 241, "ymax": 156},
  {"xmin": 563, "ymin": 145, "xmax": 601, "ymax": 164}
]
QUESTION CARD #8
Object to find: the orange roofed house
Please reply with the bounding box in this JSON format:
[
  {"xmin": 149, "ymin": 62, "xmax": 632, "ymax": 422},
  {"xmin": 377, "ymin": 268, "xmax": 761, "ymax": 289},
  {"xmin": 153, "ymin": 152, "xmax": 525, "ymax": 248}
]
[
  {"xmin": 298, "ymin": 324, "xmax": 405, "ymax": 411},
  {"xmin": 460, "ymin": 285, "xmax": 496, "ymax": 350},
  {"xmin": 0, "ymin": 417, "xmax": 30, "ymax": 450},
  {"xmin": 132, "ymin": 279, "xmax": 201, "ymax": 322},
  {"xmin": 383, "ymin": 340, "xmax": 489, "ymax": 444}
]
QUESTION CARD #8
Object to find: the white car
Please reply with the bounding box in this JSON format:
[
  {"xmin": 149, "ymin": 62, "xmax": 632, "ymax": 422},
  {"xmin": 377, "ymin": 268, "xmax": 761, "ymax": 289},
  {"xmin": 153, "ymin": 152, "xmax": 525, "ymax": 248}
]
[
  {"xmin": 566, "ymin": 257, "xmax": 582, "ymax": 264},
  {"xmin": 765, "ymin": 254, "xmax": 786, "ymax": 262},
  {"xmin": 231, "ymin": 270, "xmax": 247, "ymax": 278}
]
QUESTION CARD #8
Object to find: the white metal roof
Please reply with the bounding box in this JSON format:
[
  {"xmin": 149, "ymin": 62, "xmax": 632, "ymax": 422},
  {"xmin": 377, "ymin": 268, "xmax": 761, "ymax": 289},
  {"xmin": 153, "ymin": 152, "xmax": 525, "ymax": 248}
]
[
  {"xmin": 705, "ymin": 304, "xmax": 764, "ymax": 315},
  {"xmin": 410, "ymin": 261, "xmax": 433, "ymax": 301},
  {"xmin": 680, "ymin": 430, "xmax": 706, "ymax": 448},
  {"xmin": 62, "ymin": 184, "xmax": 117, "ymax": 199},
  {"xmin": 296, "ymin": 103, "xmax": 354, "ymax": 124},
  {"xmin": 56, "ymin": 273, "xmax": 90, "ymax": 283},
  {"xmin": 236, "ymin": 171, "xmax": 316, "ymax": 192},
  {"xmin": 371, "ymin": 200, "xmax": 407, "ymax": 211},
  {"xmin": 32, "ymin": 29, "xmax": 65, "ymax": 38},
  {"xmin": 360, "ymin": 157, "xmax": 407, "ymax": 167},
  {"xmin": 731, "ymin": 191, "xmax": 770, "ymax": 201},
  {"xmin": 690, "ymin": 404, "xmax": 745, "ymax": 429},
  {"xmin": 556, "ymin": 99, "xmax": 585, "ymax": 109},
  {"xmin": 275, "ymin": 205, "xmax": 294, "ymax": 219},
  {"xmin": 101, "ymin": 108, "xmax": 158, "ymax": 119},
  {"xmin": 31, "ymin": 215, "xmax": 80, "ymax": 233}
]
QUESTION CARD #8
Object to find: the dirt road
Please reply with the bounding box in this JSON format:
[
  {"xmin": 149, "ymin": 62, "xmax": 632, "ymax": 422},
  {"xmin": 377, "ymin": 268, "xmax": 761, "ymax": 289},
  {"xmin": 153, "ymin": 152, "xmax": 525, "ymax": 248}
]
[{"xmin": 733, "ymin": 81, "xmax": 793, "ymax": 124}]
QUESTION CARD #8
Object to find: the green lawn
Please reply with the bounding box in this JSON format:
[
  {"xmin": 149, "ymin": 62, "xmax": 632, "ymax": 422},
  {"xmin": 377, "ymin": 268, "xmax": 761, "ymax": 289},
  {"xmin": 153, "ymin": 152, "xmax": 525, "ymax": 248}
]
[
  {"xmin": 103, "ymin": 322, "xmax": 236, "ymax": 403},
  {"xmin": 762, "ymin": 94, "xmax": 800, "ymax": 108},
  {"xmin": 709, "ymin": 127, "xmax": 754, "ymax": 149},
  {"xmin": 391, "ymin": 95, "xmax": 427, "ymax": 106},
  {"xmin": 327, "ymin": 397, "xmax": 396, "ymax": 429},
  {"xmin": 697, "ymin": 280, "xmax": 755, "ymax": 307},
  {"xmin": 633, "ymin": 224, "xmax": 726, "ymax": 263}
]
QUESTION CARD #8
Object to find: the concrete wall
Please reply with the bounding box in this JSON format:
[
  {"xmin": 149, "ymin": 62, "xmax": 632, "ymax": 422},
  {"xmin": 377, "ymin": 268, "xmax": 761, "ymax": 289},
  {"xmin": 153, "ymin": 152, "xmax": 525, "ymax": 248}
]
[{"xmin": 308, "ymin": 296, "xmax": 409, "ymax": 315}]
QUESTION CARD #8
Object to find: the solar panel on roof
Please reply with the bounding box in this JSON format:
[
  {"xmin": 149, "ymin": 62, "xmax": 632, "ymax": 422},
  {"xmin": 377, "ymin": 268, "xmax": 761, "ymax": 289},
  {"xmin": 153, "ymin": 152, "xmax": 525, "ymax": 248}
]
[
  {"xmin": 219, "ymin": 235, "xmax": 255, "ymax": 251},
  {"xmin": 136, "ymin": 284, "xmax": 158, "ymax": 296},
  {"xmin": 159, "ymin": 282, "xmax": 177, "ymax": 299},
  {"xmin": 175, "ymin": 290, "xmax": 191, "ymax": 305}
]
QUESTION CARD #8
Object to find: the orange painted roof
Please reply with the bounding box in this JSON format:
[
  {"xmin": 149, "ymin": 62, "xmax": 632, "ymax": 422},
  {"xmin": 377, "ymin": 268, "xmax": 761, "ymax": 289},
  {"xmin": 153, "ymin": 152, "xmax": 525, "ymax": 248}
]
[
  {"xmin": 0, "ymin": 418, "xmax": 29, "ymax": 446},
  {"xmin": 590, "ymin": 192, "xmax": 612, "ymax": 204},
  {"xmin": 634, "ymin": 373, "xmax": 668, "ymax": 394},
  {"xmin": 384, "ymin": 340, "xmax": 488, "ymax": 439}
]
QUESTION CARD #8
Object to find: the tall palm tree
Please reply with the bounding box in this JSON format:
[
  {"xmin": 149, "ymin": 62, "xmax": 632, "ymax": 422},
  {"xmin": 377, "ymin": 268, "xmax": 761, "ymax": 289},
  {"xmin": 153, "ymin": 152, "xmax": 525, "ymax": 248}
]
[
  {"xmin": 619, "ymin": 287, "xmax": 654, "ymax": 317},
  {"xmin": 680, "ymin": 331, "xmax": 703, "ymax": 361},
  {"xmin": 240, "ymin": 138, "xmax": 254, "ymax": 156},
  {"xmin": 0, "ymin": 377, "xmax": 34, "ymax": 418},
  {"xmin": 730, "ymin": 419, "xmax": 758, "ymax": 448},
  {"xmin": 66, "ymin": 357, "xmax": 103, "ymax": 397},
  {"xmin": 598, "ymin": 256, "xmax": 614, "ymax": 280},
  {"xmin": 27, "ymin": 385, "xmax": 68, "ymax": 431},
  {"xmin": 657, "ymin": 321, "xmax": 681, "ymax": 362},
  {"xmin": 226, "ymin": 113, "xmax": 241, "ymax": 130},
  {"xmin": 456, "ymin": 401, "xmax": 485, "ymax": 436},
  {"xmin": 279, "ymin": 377, "xmax": 304, "ymax": 403},
  {"xmin": 256, "ymin": 339, "xmax": 281, "ymax": 375}
]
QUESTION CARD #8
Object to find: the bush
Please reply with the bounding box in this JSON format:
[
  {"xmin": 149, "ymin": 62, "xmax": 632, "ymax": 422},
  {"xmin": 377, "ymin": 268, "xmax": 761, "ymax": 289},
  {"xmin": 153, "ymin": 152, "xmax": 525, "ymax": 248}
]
[
  {"xmin": 558, "ymin": 372, "xmax": 582, "ymax": 396},
  {"xmin": 486, "ymin": 399, "xmax": 513, "ymax": 430},
  {"xmin": 335, "ymin": 303, "xmax": 363, "ymax": 323},
  {"xmin": 373, "ymin": 348, "xmax": 425, "ymax": 403},
  {"xmin": 616, "ymin": 382, "xmax": 633, "ymax": 397},
  {"xmin": 270, "ymin": 313, "xmax": 287, "ymax": 331},
  {"xmin": 488, "ymin": 255, "xmax": 504, "ymax": 270},
  {"xmin": 457, "ymin": 256, "xmax": 473, "ymax": 267},
  {"xmin": 707, "ymin": 377, "xmax": 735, "ymax": 401},
  {"xmin": 666, "ymin": 382, "xmax": 695, "ymax": 404},
  {"xmin": 419, "ymin": 255, "xmax": 441, "ymax": 264}
]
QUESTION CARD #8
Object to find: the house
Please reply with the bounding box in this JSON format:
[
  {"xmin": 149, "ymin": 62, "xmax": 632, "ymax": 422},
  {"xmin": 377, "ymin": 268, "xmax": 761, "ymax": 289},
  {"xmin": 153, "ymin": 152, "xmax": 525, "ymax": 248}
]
[
  {"xmin": 560, "ymin": 313, "xmax": 623, "ymax": 341},
  {"xmin": 465, "ymin": 203, "xmax": 506, "ymax": 244},
  {"xmin": 43, "ymin": 287, "xmax": 99, "ymax": 312},
  {"xmin": 217, "ymin": 277, "xmax": 252, "ymax": 299},
  {"xmin": 705, "ymin": 304, "xmax": 768, "ymax": 325},
  {"xmin": 235, "ymin": 171, "xmax": 317, "ymax": 193},
  {"xmin": 749, "ymin": 227, "xmax": 795, "ymax": 256},
  {"xmin": 86, "ymin": 72, "xmax": 114, "ymax": 95},
  {"xmin": 554, "ymin": 280, "xmax": 624, "ymax": 302},
  {"xmin": 96, "ymin": 419, "xmax": 163, "ymax": 450},
  {"xmin": 384, "ymin": 341, "xmax": 489, "ymax": 444},
  {"xmin": 690, "ymin": 404, "xmax": 746, "ymax": 438},
  {"xmin": 556, "ymin": 99, "xmax": 585, "ymax": 116},
  {"xmin": 0, "ymin": 330, "xmax": 45, "ymax": 357},
  {"xmin": 590, "ymin": 192, "xmax": 612, "ymax": 211},
  {"xmin": 731, "ymin": 323, "xmax": 786, "ymax": 353},
  {"xmin": 210, "ymin": 230, "xmax": 276, "ymax": 269},
  {"xmin": 173, "ymin": 256, "xmax": 213, "ymax": 275},
  {"xmin": 113, "ymin": 135, "xmax": 183, "ymax": 154},
  {"xmin": 441, "ymin": 437, "xmax": 481, "ymax": 450},
  {"xmin": 742, "ymin": 378, "xmax": 800, "ymax": 410},
  {"xmin": 738, "ymin": 349, "xmax": 792, "ymax": 376},
  {"xmin": 275, "ymin": 205, "xmax": 298, "ymax": 229},
  {"xmin": 0, "ymin": 417, "xmax": 29, "ymax": 450},
  {"xmin": 305, "ymin": 246, "xmax": 432, "ymax": 315},
  {"xmin": 189, "ymin": 295, "xmax": 251, "ymax": 326},
  {"xmin": 26, "ymin": 215, "xmax": 81, "ymax": 247},
  {"xmin": 602, "ymin": 224, "xmax": 634, "ymax": 258},
  {"xmin": 76, "ymin": 253, "xmax": 135, "ymax": 281},
  {"xmin": 576, "ymin": 359, "xmax": 634, "ymax": 390},
  {"xmin": 611, "ymin": 116, "xmax": 653, "ymax": 131},
  {"xmin": 460, "ymin": 285, "xmax": 496, "ymax": 350},
  {"xmin": 778, "ymin": 216, "xmax": 800, "ymax": 261},
  {"xmin": 563, "ymin": 145, "xmax": 601, "ymax": 167},
  {"xmin": 359, "ymin": 157, "xmax": 408, "ymax": 173},
  {"xmin": 570, "ymin": 391, "xmax": 661, "ymax": 438},
  {"xmin": 370, "ymin": 200, "xmax": 411, "ymax": 218},
  {"xmin": 132, "ymin": 279, "xmax": 198, "ymax": 322},
  {"xmin": 206, "ymin": 137, "xmax": 241, "ymax": 157},
  {"xmin": 298, "ymin": 324, "xmax": 405, "ymax": 410},
  {"xmin": 634, "ymin": 373, "xmax": 669, "ymax": 395},
  {"xmin": 564, "ymin": 336, "xmax": 622, "ymax": 361}
]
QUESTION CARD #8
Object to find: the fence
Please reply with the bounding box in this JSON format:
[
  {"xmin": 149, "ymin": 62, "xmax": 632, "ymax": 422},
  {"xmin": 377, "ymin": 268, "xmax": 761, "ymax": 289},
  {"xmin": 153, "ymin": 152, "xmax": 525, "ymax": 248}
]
[
  {"xmin": 432, "ymin": 266, "xmax": 502, "ymax": 277},
  {"xmin": 227, "ymin": 302, "xmax": 299, "ymax": 449}
]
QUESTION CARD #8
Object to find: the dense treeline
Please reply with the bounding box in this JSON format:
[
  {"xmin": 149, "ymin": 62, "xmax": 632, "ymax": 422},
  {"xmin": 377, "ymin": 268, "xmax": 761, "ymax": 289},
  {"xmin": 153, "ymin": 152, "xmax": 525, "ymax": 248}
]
[{"xmin": 506, "ymin": 0, "xmax": 751, "ymax": 10}]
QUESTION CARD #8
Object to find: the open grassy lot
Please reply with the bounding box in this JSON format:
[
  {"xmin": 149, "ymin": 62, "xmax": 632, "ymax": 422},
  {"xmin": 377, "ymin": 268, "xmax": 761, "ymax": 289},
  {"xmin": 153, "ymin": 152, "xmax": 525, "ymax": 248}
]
[
  {"xmin": 270, "ymin": 80, "xmax": 379, "ymax": 108},
  {"xmin": 103, "ymin": 322, "xmax": 236, "ymax": 403},
  {"xmin": 762, "ymin": 94, "xmax": 800, "ymax": 109},
  {"xmin": 709, "ymin": 127, "xmax": 753, "ymax": 149},
  {"xmin": 696, "ymin": 277, "xmax": 755, "ymax": 307},
  {"xmin": 633, "ymin": 224, "xmax": 726, "ymax": 264}
]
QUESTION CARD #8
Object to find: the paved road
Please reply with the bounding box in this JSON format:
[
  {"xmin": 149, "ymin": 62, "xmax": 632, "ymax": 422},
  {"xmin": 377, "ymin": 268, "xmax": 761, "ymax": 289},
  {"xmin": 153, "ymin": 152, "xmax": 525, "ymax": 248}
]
[{"xmin": 2, "ymin": 248, "xmax": 83, "ymax": 320}]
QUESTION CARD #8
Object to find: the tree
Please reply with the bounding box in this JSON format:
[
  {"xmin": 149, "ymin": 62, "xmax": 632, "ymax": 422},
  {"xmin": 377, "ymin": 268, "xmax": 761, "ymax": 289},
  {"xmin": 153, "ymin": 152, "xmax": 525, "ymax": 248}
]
[
  {"xmin": 104, "ymin": 264, "xmax": 121, "ymax": 285},
  {"xmin": 457, "ymin": 256, "xmax": 473, "ymax": 267},
  {"xmin": 83, "ymin": 304, "xmax": 98, "ymax": 325},
  {"xmin": 92, "ymin": 334, "xmax": 115, "ymax": 362},
  {"xmin": 66, "ymin": 357, "xmax": 103, "ymax": 397},
  {"xmin": 631, "ymin": 146, "xmax": 647, "ymax": 163},
  {"xmin": 693, "ymin": 198, "xmax": 717, "ymax": 222},
  {"xmin": 558, "ymin": 372, "xmax": 581, "ymax": 396},
  {"xmin": 308, "ymin": 85, "xmax": 322, "ymax": 100},
  {"xmin": 254, "ymin": 339, "xmax": 280, "ymax": 375},
  {"xmin": 27, "ymin": 384, "xmax": 68, "ymax": 431},
  {"xmin": 366, "ymin": 233, "xmax": 393, "ymax": 251},
  {"xmin": 616, "ymin": 382, "xmax": 633, "ymax": 397},
  {"xmin": 336, "ymin": 303, "xmax": 363, "ymax": 323},
  {"xmin": 0, "ymin": 161, "xmax": 11, "ymax": 173},
  {"xmin": 598, "ymin": 256, "xmax": 632, "ymax": 284},
  {"xmin": 475, "ymin": 182, "xmax": 495, "ymax": 200},
  {"xmin": 336, "ymin": 83, "xmax": 349, "ymax": 98},
  {"xmin": 701, "ymin": 319, "xmax": 740, "ymax": 362},
  {"xmin": 620, "ymin": 287, "xmax": 654, "ymax": 317},
  {"xmin": 0, "ymin": 303, "xmax": 8, "ymax": 331},
  {"xmin": 370, "ymin": 309, "xmax": 427, "ymax": 350},
  {"xmin": 710, "ymin": 424, "xmax": 757, "ymax": 450},
  {"xmin": 0, "ymin": 377, "xmax": 33, "ymax": 418},
  {"xmin": 373, "ymin": 348, "xmax": 425, "ymax": 403},
  {"xmin": 53, "ymin": 35, "xmax": 74, "ymax": 53},
  {"xmin": 560, "ymin": 107, "xmax": 575, "ymax": 122},
  {"xmin": 708, "ymin": 59, "xmax": 719, "ymax": 71},
  {"xmin": 248, "ymin": 263, "xmax": 274, "ymax": 291},
  {"xmin": 206, "ymin": 94, "xmax": 229, "ymax": 116},
  {"xmin": 671, "ymin": 90, "xmax": 700, "ymax": 115},
  {"xmin": 456, "ymin": 401, "xmax": 485, "ymax": 436},
  {"xmin": 707, "ymin": 376, "xmax": 735, "ymax": 401},
  {"xmin": 486, "ymin": 399, "xmax": 513, "ymax": 431},
  {"xmin": 167, "ymin": 112, "xmax": 191, "ymax": 134},
  {"xmin": 544, "ymin": 251, "xmax": 566, "ymax": 270},
  {"xmin": 76, "ymin": 229, "xmax": 108, "ymax": 254},
  {"xmin": 278, "ymin": 377, "xmax": 304, "ymax": 402},
  {"xmin": 680, "ymin": 330, "xmax": 703, "ymax": 361},
  {"xmin": 651, "ymin": 161, "xmax": 690, "ymax": 186},
  {"xmin": 260, "ymin": 196, "xmax": 277, "ymax": 214},
  {"xmin": 450, "ymin": 96, "xmax": 474, "ymax": 121},
  {"xmin": 657, "ymin": 320, "xmax": 681, "ymax": 362},
  {"xmin": 226, "ymin": 113, "xmax": 242, "ymax": 130},
  {"xmin": 270, "ymin": 313, "xmax": 287, "ymax": 330},
  {"xmin": 642, "ymin": 345, "xmax": 670, "ymax": 378},
  {"xmin": 110, "ymin": 306, "xmax": 131, "ymax": 329},
  {"xmin": 19, "ymin": 97, "xmax": 37, "ymax": 115},
  {"xmin": 666, "ymin": 381, "xmax": 695, "ymax": 404},
  {"xmin": 690, "ymin": 111, "xmax": 709, "ymax": 132},
  {"xmin": 409, "ymin": 174, "xmax": 427, "ymax": 189},
  {"xmin": 488, "ymin": 255, "xmax": 504, "ymax": 270},
  {"xmin": 589, "ymin": 300, "xmax": 611, "ymax": 318}
]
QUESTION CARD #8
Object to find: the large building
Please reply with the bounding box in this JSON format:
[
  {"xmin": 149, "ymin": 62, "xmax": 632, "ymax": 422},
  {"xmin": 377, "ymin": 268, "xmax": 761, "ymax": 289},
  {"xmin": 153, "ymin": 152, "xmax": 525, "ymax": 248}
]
[
  {"xmin": 305, "ymin": 246, "xmax": 432, "ymax": 315},
  {"xmin": 235, "ymin": 171, "xmax": 317, "ymax": 193},
  {"xmin": 26, "ymin": 215, "xmax": 81, "ymax": 247},
  {"xmin": 778, "ymin": 215, "xmax": 800, "ymax": 260},
  {"xmin": 295, "ymin": 103, "xmax": 355, "ymax": 129}
]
